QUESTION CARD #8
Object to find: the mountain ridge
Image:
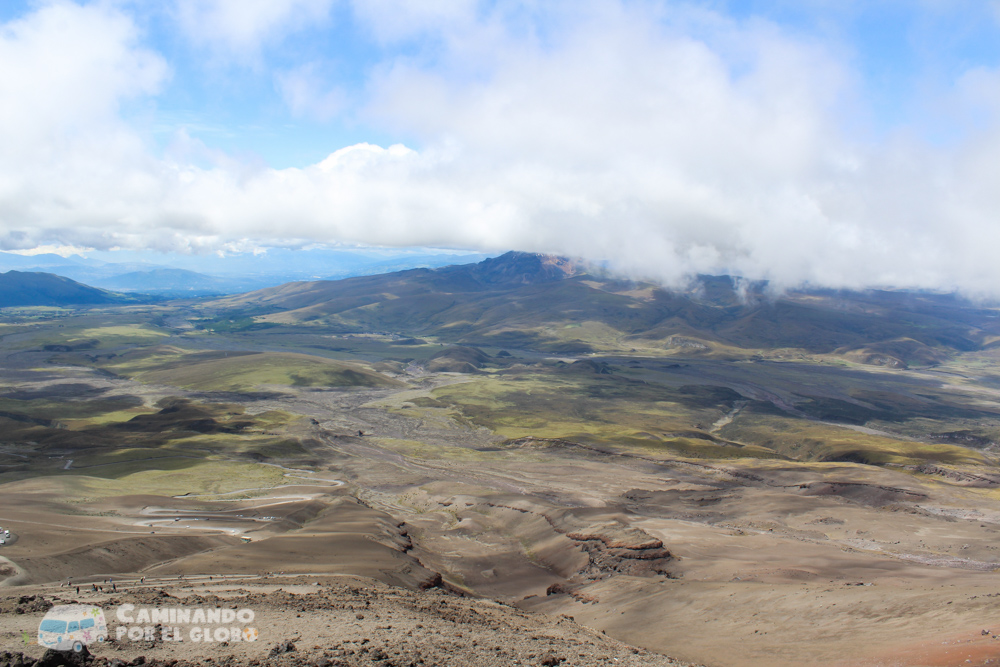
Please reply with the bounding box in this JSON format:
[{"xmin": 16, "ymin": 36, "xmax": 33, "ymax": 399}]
[
  {"xmin": 0, "ymin": 249, "xmax": 494, "ymax": 296},
  {"xmin": 204, "ymin": 251, "xmax": 1000, "ymax": 365},
  {"xmin": 0, "ymin": 270, "xmax": 129, "ymax": 308}
]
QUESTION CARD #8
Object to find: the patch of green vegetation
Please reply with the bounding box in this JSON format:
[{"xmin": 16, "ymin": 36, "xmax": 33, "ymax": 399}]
[
  {"xmin": 65, "ymin": 407, "xmax": 158, "ymax": 427},
  {"xmin": 0, "ymin": 392, "xmax": 317, "ymax": 490},
  {"xmin": 65, "ymin": 453, "xmax": 206, "ymax": 478},
  {"xmin": 249, "ymin": 410, "xmax": 296, "ymax": 429},
  {"xmin": 725, "ymin": 409, "xmax": 987, "ymax": 466},
  {"xmin": 85, "ymin": 346, "xmax": 402, "ymax": 391},
  {"xmin": 372, "ymin": 437, "xmax": 536, "ymax": 462},
  {"xmin": 66, "ymin": 460, "xmax": 294, "ymax": 498},
  {"xmin": 241, "ymin": 438, "xmax": 312, "ymax": 460},
  {"xmin": 427, "ymin": 370, "xmax": 770, "ymax": 459},
  {"xmin": 406, "ymin": 397, "xmax": 448, "ymax": 408},
  {"xmin": 546, "ymin": 320, "xmax": 624, "ymax": 351},
  {"xmin": 150, "ymin": 432, "xmax": 307, "ymax": 459},
  {"xmin": 636, "ymin": 436, "xmax": 782, "ymax": 460},
  {"xmin": 0, "ymin": 395, "xmax": 147, "ymax": 423},
  {"xmin": 198, "ymin": 317, "xmax": 279, "ymax": 333},
  {"xmin": 0, "ymin": 306, "xmax": 74, "ymax": 318},
  {"xmin": 12, "ymin": 323, "xmax": 169, "ymax": 351}
]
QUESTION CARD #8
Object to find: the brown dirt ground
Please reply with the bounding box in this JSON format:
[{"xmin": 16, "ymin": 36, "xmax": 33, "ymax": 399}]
[{"xmin": 0, "ymin": 575, "xmax": 699, "ymax": 666}]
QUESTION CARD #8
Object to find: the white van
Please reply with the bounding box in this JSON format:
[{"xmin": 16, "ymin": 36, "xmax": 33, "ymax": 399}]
[{"xmin": 37, "ymin": 604, "xmax": 107, "ymax": 652}]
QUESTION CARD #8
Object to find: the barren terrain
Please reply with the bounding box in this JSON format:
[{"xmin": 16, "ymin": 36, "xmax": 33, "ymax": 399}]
[
  {"xmin": 5, "ymin": 259, "xmax": 1000, "ymax": 666},
  {"xmin": 1, "ymin": 575, "xmax": 692, "ymax": 666}
]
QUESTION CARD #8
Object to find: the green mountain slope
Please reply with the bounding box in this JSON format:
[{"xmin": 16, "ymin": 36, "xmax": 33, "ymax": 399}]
[
  {"xmin": 0, "ymin": 270, "xmax": 127, "ymax": 307},
  {"xmin": 204, "ymin": 252, "xmax": 1000, "ymax": 364}
]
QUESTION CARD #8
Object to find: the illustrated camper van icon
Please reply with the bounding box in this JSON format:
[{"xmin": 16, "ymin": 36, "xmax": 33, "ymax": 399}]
[{"xmin": 37, "ymin": 604, "xmax": 107, "ymax": 652}]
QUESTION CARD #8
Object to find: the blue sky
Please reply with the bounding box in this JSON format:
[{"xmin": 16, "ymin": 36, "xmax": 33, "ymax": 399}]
[
  {"xmin": 1, "ymin": 1, "xmax": 1000, "ymax": 292},
  {"xmin": 128, "ymin": 1, "xmax": 396, "ymax": 168},
  {"xmin": 3, "ymin": 1, "xmax": 997, "ymax": 166}
]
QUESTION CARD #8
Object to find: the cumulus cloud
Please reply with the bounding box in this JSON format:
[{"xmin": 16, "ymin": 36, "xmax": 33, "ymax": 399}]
[
  {"xmin": 3, "ymin": 1, "xmax": 1000, "ymax": 294},
  {"xmin": 0, "ymin": 1, "xmax": 168, "ymax": 248}
]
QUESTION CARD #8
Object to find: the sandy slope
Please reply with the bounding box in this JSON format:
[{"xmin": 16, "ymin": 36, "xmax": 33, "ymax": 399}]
[{"xmin": 0, "ymin": 575, "xmax": 699, "ymax": 666}]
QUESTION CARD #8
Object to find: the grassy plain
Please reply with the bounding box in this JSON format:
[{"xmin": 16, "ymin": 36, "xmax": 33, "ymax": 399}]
[
  {"xmin": 58, "ymin": 345, "xmax": 402, "ymax": 391},
  {"xmin": 424, "ymin": 371, "xmax": 780, "ymax": 459},
  {"xmin": 9, "ymin": 320, "xmax": 169, "ymax": 350}
]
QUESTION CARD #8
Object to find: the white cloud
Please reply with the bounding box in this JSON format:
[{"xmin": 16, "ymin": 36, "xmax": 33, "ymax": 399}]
[
  {"xmin": 4, "ymin": 1, "xmax": 1000, "ymax": 295},
  {"xmin": 0, "ymin": 1, "xmax": 166, "ymax": 151},
  {"xmin": 0, "ymin": 1, "xmax": 168, "ymax": 250},
  {"xmin": 8, "ymin": 244, "xmax": 93, "ymax": 258},
  {"xmin": 173, "ymin": 0, "xmax": 335, "ymax": 57}
]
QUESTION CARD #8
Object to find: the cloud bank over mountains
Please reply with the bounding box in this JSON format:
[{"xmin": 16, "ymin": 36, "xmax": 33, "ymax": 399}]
[{"xmin": 2, "ymin": 1, "xmax": 1000, "ymax": 293}]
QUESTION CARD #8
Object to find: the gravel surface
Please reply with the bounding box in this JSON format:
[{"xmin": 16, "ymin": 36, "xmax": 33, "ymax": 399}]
[{"xmin": 0, "ymin": 576, "xmax": 701, "ymax": 667}]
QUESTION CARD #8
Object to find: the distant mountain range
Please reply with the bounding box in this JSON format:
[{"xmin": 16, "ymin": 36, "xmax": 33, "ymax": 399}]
[
  {"xmin": 208, "ymin": 251, "xmax": 1000, "ymax": 367},
  {"xmin": 96, "ymin": 268, "xmax": 236, "ymax": 294},
  {"xmin": 0, "ymin": 270, "xmax": 129, "ymax": 308},
  {"xmin": 0, "ymin": 249, "xmax": 493, "ymax": 297},
  {"xmin": 5, "ymin": 251, "xmax": 997, "ymax": 370}
]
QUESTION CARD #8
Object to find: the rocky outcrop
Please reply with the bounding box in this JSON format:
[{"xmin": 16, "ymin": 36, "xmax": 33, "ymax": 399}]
[{"xmin": 484, "ymin": 502, "xmax": 674, "ymax": 581}]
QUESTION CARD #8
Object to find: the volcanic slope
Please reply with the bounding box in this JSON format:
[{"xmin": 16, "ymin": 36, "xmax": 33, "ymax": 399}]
[
  {"xmin": 206, "ymin": 251, "xmax": 1000, "ymax": 362},
  {"xmin": 8, "ymin": 254, "xmax": 1000, "ymax": 665},
  {"xmin": 0, "ymin": 270, "xmax": 130, "ymax": 308}
]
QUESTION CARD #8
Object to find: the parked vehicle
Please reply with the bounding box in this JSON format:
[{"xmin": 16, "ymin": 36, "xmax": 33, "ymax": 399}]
[{"xmin": 37, "ymin": 605, "xmax": 107, "ymax": 652}]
